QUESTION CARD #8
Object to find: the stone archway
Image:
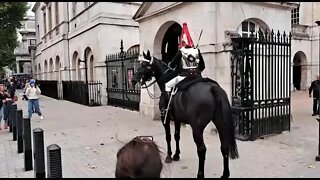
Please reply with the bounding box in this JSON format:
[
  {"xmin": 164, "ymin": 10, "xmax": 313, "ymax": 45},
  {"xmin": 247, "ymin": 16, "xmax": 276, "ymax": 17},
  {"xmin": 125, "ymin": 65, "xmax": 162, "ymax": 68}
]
[
  {"xmin": 44, "ymin": 60, "xmax": 48, "ymax": 80},
  {"xmin": 72, "ymin": 51, "xmax": 79, "ymax": 80},
  {"xmin": 55, "ymin": 56, "xmax": 60, "ymax": 80},
  {"xmin": 49, "ymin": 58, "xmax": 54, "ymax": 80},
  {"xmin": 38, "ymin": 63, "xmax": 42, "ymax": 80},
  {"xmin": 292, "ymin": 51, "xmax": 307, "ymax": 90},
  {"xmin": 84, "ymin": 47, "xmax": 94, "ymax": 82},
  {"xmin": 153, "ymin": 21, "xmax": 182, "ymax": 64}
]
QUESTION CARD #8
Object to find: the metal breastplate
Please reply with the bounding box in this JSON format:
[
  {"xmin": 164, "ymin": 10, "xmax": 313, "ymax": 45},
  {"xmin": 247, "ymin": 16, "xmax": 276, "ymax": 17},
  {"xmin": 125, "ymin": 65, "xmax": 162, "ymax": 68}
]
[{"xmin": 180, "ymin": 47, "xmax": 200, "ymax": 69}]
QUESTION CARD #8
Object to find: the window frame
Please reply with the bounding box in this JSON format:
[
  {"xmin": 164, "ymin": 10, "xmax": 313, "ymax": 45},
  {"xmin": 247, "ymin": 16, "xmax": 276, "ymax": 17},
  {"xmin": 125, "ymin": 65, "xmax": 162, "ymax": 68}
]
[
  {"xmin": 237, "ymin": 20, "xmax": 265, "ymax": 38},
  {"xmin": 291, "ymin": 6, "xmax": 300, "ymax": 26}
]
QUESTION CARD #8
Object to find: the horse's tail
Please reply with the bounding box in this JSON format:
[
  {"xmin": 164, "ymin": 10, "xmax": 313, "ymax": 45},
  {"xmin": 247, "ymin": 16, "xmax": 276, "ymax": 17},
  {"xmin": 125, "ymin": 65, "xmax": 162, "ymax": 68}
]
[{"xmin": 211, "ymin": 85, "xmax": 239, "ymax": 159}]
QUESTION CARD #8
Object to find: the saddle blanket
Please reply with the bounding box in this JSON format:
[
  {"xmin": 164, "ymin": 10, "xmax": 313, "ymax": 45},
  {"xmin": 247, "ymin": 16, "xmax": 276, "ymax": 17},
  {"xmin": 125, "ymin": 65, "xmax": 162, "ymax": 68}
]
[{"xmin": 175, "ymin": 75, "xmax": 220, "ymax": 91}]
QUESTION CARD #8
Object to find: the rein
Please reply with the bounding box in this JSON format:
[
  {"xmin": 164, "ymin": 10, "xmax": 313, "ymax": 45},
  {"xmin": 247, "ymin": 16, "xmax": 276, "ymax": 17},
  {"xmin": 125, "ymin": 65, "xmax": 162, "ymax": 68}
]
[{"xmin": 141, "ymin": 68, "xmax": 170, "ymax": 99}]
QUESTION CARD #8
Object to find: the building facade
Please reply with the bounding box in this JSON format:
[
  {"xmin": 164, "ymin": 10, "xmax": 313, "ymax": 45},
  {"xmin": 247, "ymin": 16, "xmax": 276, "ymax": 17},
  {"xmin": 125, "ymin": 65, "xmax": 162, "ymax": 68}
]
[
  {"xmin": 14, "ymin": 16, "xmax": 36, "ymax": 74},
  {"xmin": 32, "ymin": 2, "xmax": 141, "ymax": 104},
  {"xmin": 133, "ymin": 2, "xmax": 299, "ymax": 120},
  {"xmin": 291, "ymin": 2, "xmax": 320, "ymax": 91}
]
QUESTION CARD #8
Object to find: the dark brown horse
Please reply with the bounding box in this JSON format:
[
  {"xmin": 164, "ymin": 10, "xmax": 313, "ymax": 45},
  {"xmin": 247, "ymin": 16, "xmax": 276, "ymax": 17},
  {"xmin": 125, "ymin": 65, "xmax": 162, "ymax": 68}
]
[{"xmin": 132, "ymin": 51, "xmax": 239, "ymax": 178}]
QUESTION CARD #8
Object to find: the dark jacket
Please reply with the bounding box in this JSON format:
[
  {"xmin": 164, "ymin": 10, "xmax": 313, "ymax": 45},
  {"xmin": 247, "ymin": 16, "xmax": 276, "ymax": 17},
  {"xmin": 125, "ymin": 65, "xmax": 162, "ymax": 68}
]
[
  {"xmin": 309, "ymin": 80, "xmax": 320, "ymax": 99},
  {"xmin": 169, "ymin": 48, "xmax": 205, "ymax": 76}
]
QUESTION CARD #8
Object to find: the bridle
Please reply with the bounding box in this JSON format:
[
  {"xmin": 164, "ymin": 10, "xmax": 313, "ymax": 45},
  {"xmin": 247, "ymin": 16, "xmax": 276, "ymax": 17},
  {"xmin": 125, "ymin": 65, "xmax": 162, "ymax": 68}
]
[{"xmin": 140, "ymin": 57, "xmax": 170, "ymax": 99}]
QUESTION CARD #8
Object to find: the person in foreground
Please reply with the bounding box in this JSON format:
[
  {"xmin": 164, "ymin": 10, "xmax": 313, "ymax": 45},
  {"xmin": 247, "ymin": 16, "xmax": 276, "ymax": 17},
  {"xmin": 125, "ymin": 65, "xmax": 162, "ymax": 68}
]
[{"xmin": 115, "ymin": 136, "xmax": 163, "ymax": 178}]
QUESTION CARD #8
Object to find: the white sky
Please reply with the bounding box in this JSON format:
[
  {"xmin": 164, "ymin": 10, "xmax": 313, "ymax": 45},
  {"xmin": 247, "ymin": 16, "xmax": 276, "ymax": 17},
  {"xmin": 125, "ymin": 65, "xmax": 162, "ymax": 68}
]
[{"xmin": 27, "ymin": 2, "xmax": 35, "ymax": 16}]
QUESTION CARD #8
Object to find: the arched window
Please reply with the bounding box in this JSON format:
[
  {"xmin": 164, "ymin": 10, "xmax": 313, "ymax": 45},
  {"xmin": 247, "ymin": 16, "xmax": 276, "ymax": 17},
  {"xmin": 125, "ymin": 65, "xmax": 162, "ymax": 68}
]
[{"xmin": 237, "ymin": 20, "xmax": 265, "ymax": 38}]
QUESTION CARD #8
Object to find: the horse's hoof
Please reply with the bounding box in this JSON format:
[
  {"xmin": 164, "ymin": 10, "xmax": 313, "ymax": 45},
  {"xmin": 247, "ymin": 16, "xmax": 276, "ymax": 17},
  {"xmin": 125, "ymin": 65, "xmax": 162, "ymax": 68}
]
[
  {"xmin": 220, "ymin": 174, "xmax": 229, "ymax": 179},
  {"xmin": 172, "ymin": 154, "xmax": 180, "ymax": 161},
  {"xmin": 197, "ymin": 173, "xmax": 204, "ymax": 178},
  {"xmin": 165, "ymin": 156, "xmax": 172, "ymax": 163}
]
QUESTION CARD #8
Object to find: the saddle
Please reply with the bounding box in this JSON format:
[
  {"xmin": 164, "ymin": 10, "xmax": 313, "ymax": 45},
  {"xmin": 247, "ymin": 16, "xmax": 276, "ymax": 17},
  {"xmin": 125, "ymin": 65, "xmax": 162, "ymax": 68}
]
[{"xmin": 175, "ymin": 75, "xmax": 220, "ymax": 91}]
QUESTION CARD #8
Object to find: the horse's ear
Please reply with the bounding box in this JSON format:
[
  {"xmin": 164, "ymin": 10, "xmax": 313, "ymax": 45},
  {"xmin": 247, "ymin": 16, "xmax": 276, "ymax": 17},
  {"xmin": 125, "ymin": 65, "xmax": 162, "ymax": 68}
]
[
  {"xmin": 142, "ymin": 51, "xmax": 146, "ymax": 59},
  {"xmin": 147, "ymin": 50, "xmax": 150, "ymax": 58}
]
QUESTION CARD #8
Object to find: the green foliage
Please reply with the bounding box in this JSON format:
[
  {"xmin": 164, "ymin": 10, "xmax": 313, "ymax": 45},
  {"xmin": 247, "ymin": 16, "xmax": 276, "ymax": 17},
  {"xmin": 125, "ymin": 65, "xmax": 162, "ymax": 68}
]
[{"xmin": 0, "ymin": 2, "xmax": 29, "ymax": 68}]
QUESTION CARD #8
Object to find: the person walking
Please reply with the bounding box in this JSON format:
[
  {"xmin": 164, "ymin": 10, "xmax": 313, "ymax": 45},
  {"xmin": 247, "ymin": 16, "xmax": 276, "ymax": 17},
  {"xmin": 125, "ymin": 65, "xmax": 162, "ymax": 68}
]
[
  {"xmin": 0, "ymin": 84, "xmax": 10, "ymax": 129},
  {"xmin": 309, "ymin": 75, "xmax": 320, "ymax": 116},
  {"xmin": 25, "ymin": 79, "xmax": 44, "ymax": 120}
]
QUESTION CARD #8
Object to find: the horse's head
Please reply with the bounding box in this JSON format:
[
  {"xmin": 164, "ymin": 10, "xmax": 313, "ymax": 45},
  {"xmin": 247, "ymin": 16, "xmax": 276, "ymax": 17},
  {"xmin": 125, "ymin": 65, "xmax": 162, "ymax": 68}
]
[{"xmin": 132, "ymin": 50, "xmax": 155, "ymax": 86}]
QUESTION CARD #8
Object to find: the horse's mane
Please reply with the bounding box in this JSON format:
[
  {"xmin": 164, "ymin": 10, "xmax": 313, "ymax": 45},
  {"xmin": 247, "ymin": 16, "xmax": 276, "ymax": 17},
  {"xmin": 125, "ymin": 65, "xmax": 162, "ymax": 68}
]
[
  {"xmin": 152, "ymin": 57, "xmax": 176, "ymax": 84},
  {"xmin": 152, "ymin": 57, "xmax": 169, "ymax": 70}
]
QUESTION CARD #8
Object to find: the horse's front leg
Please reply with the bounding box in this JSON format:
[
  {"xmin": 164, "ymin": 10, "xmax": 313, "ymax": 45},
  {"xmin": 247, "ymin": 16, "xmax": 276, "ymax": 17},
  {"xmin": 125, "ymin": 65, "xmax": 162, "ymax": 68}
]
[
  {"xmin": 173, "ymin": 121, "xmax": 181, "ymax": 161},
  {"xmin": 162, "ymin": 115, "xmax": 173, "ymax": 163}
]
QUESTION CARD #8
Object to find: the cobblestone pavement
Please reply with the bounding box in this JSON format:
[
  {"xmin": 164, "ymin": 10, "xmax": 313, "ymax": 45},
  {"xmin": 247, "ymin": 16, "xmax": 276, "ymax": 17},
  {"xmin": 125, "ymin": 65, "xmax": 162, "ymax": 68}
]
[{"xmin": 0, "ymin": 90, "xmax": 319, "ymax": 178}]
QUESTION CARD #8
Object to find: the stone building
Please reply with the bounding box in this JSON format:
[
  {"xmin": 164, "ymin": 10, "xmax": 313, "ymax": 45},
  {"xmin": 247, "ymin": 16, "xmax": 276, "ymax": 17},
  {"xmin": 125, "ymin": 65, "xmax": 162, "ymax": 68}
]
[
  {"xmin": 291, "ymin": 2, "xmax": 320, "ymax": 91},
  {"xmin": 133, "ymin": 2, "xmax": 299, "ymax": 120},
  {"xmin": 14, "ymin": 16, "xmax": 36, "ymax": 74},
  {"xmin": 32, "ymin": 2, "xmax": 141, "ymax": 104}
]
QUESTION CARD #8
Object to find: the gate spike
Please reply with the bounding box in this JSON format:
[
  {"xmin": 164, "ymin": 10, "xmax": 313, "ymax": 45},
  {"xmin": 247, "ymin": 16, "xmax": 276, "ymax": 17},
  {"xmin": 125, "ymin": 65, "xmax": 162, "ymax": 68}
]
[
  {"xmin": 265, "ymin": 28, "xmax": 269, "ymax": 41},
  {"xmin": 289, "ymin": 32, "xmax": 292, "ymax": 43},
  {"xmin": 283, "ymin": 31, "xmax": 287, "ymax": 43},
  {"xmin": 277, "ymin": 30, "xmax": 281, "ymax": 43},
  {"xmin": 259, "ymin": 28, "xmax": 264, "ymax": 40},
  {"xmin": 271, "ymin": 29, "xmax": 274, "ymax": 42}
]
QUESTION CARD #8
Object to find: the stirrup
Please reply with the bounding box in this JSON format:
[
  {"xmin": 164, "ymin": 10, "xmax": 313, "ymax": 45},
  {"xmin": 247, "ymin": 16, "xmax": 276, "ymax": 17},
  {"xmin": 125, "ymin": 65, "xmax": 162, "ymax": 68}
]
[
  {"xmin": 171, "ymin": 87, "xmax": 178, "ymax": 95},
  {"xmin": 160, "ymin": 107, "xmax": 170, "ymax": 116}
]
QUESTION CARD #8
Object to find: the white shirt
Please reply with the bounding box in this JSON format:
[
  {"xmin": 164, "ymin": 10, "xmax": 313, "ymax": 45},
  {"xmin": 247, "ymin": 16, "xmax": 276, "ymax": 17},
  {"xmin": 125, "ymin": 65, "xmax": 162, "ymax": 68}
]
[{"xmin": 26, "ymin": 86, "xmax": 41, "ymax": 100}]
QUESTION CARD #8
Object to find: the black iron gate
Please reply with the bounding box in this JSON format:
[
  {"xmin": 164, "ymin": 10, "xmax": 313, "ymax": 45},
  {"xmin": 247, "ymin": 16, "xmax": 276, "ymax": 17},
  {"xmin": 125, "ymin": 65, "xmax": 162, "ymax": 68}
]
[
  {"xmin": 231, "ymin": 30, "xmax": 292, "ymax": 141},
  {"xmin": 37, "ymin": 80, "xmax": 59, "ymax": 100},
  {"xmin": 62, "ymin": 80, "xmax": 102, "ymax": 106},
  {"xmin": 105, "ymin": 41, "xmax": 141, "ymax": 111}
]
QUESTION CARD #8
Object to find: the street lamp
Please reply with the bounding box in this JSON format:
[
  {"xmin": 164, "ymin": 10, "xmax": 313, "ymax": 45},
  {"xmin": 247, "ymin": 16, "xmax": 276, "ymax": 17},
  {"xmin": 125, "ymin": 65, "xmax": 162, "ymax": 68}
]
[{"xmin": 315, "ymin": 20, "xmax": 320, "ymax": 162}]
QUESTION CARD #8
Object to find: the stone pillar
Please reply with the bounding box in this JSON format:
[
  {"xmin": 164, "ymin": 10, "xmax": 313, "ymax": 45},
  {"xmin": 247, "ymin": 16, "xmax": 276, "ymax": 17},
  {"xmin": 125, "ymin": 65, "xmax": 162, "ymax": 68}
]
[{"xmin": 16, "ymin": 61, "xmax": 21, "ymax": 74}]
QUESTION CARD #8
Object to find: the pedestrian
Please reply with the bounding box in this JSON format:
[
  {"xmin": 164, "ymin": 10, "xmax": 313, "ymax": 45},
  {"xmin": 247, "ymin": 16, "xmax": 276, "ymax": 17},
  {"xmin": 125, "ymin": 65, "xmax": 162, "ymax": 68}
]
[
  {"xmin": 115, "ymin": 136, "xmax": 163, "ymax": 178},
  {"xmin": 0, "ymin": 84, "xmax": 10, "ymax": 129},
  {"xmin": 25, "ymin": 79, "xmax": 44, "ymax": 120},
  {"xmin": 309, "ymin": 75, "xmax": 320, "ymax": 116}
]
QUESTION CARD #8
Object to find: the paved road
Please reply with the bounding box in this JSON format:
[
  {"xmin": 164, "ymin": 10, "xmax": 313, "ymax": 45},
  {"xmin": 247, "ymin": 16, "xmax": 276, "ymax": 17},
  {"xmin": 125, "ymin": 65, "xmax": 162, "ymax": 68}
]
[{"xmin": 0, "ymin": 90, "xmax": 319, "ymax": 178}]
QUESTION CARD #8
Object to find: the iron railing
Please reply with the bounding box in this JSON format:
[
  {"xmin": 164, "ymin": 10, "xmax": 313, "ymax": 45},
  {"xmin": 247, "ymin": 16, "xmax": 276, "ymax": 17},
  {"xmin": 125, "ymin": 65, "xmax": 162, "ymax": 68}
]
[{"xmin": 231, "ymin": 29, "xmax": 292, "ymax": 140}]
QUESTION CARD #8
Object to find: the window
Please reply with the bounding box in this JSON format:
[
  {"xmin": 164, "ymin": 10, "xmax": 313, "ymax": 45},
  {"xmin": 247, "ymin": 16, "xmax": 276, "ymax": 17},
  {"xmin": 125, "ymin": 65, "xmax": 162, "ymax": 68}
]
[
  {"xmin": 112, "ymin": 70, "xmax": 118, "ymax": 88},
  {"xmin": 291, "ymin": 6, "xmax": 299, "ymax": 26},
  {"xmin": 48, "ymin": 6, "xmax": 52, "ymax": 31},
  {"xmin": 55, "ymin": 2, "xmax": 59, "ymax": 26},
  {"xmin": 29, "ymin": 39, "xmax": 36, "ymax": 46},
  {"xmin": 72, "ymin": 2, "xmax": 77, "ymax": 17},
  {"xmin": 43, "ymin": 11, "xmax": 47, "ymax": 34},
  {"xmin": 237, "ymin": 20, "xmax": 264, "ymax": 38}
]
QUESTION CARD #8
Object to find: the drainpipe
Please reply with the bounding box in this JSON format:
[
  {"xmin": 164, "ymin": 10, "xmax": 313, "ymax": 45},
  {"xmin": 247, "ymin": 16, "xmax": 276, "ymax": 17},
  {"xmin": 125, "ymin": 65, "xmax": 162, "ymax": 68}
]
[
  {"xmin": 316, "ymin": 21, "xmax": 320, "ymax": 77},
  {"xmin": 67, "ymin": 2, "xmax": 71, "ymax": 81}
]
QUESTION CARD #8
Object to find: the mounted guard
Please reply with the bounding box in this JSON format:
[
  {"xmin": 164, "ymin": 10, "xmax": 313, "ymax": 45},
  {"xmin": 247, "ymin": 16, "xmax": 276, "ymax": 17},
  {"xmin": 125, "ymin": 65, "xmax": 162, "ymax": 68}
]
[{"xmin": 163, "ymin": 22, "xmax": 205, "ymax": 116}]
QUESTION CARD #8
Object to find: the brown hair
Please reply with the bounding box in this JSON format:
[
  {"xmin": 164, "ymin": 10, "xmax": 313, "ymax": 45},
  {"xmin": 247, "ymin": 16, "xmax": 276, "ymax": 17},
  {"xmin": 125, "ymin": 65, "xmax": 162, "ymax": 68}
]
[{"xmin": 115, "ymin": 136, "xmax": 163, "ymax": 178}]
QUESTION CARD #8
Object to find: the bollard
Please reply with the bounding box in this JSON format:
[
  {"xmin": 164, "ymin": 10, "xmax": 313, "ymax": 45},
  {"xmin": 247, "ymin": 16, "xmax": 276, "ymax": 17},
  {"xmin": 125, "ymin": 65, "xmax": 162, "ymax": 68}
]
[
  {"xmin": 16, "ymin": 109, "xmax": 24, "ymax": 153},
  {"xmin": 6, "ymin": 100, "xmax": 14, "ymax": 133},
  {"xmin": 33, "ymin": 128, "xmax": 45, "ymax": 178},
  {"xmin": 47, "ymin": 144, "xmax": 62, "ymax": 178},
  {"xmin": 9, "ymin": 104, "xmax": 17, "ymax": 141},
  {"xmin": 316, "ymin": 118, "xmax": 320, "ymax": 161},
  {"xmin": 23, "ymin": 118, "xmax": 33, "ymax": 171}
]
